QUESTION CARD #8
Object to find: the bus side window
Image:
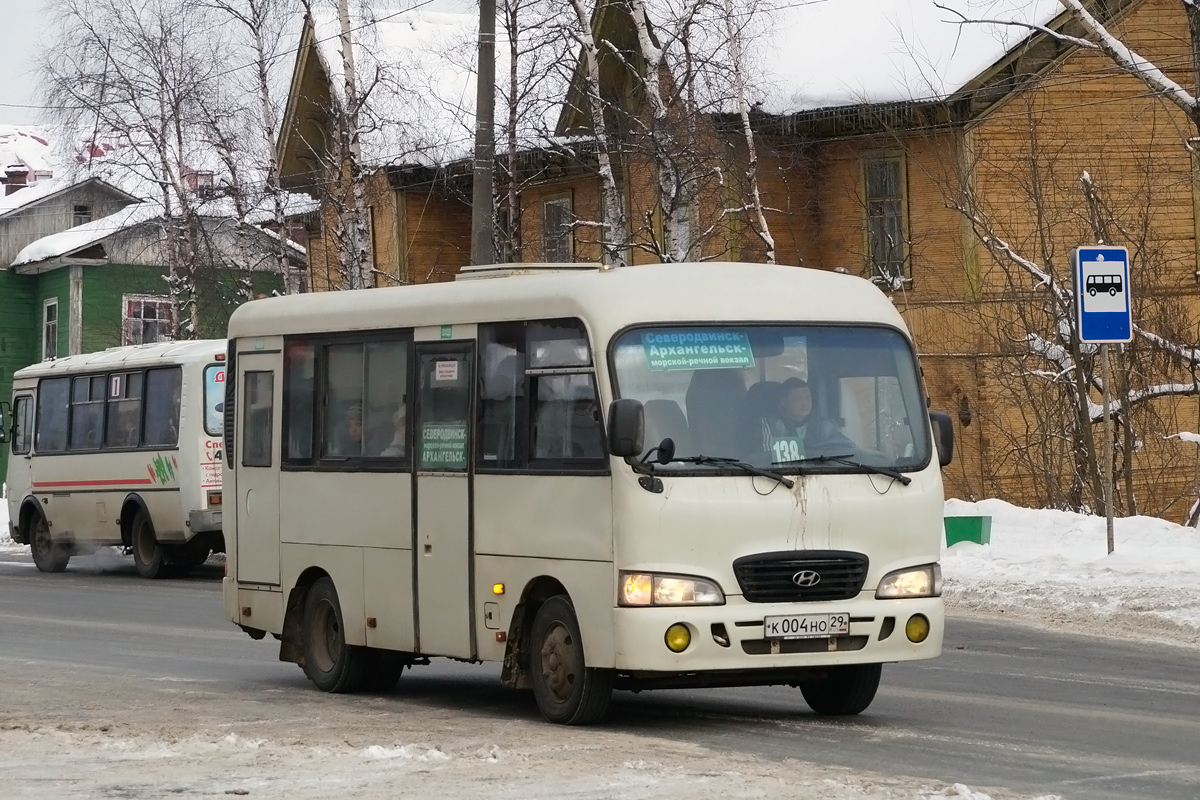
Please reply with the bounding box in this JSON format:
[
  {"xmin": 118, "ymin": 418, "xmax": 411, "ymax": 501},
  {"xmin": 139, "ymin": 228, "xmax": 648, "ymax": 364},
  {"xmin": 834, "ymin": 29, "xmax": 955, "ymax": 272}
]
[
  {"xmin": 283, "ymin": 341, "xmax": 315, "ymax": 462},
  {"xmin": 35, "ymin": 377, "xmax": 70, "ymax": 453},
  {"xmin": 105, "ymin": 372, "xmax": 143, "ymax": 449},
  {"xmin": 478, "ymin": 323, "xmax": 525, "ymax": 469},
  {"xmin": 11, "ymin": 396, "xmax": 32, "ymax": 455},
  {"xmin": 243, "ymin": 371, "xmax": 274, "ymax": 467},
  {"xmin": 531, "ymin": 373, "xmax": 604, "ymax": 461},
  {"xmin": 68, "ymin": 375, "xmax": 106, "ymax": 450},
  {"xmin": 144, "ymin": 367, "xmax": 182, "ymax": 447}
]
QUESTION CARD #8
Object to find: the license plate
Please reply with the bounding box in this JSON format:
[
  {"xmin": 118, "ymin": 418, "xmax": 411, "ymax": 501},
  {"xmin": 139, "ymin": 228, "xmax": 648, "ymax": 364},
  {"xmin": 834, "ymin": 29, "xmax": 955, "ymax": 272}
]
[{"xmin": 764, "ymin": 613, "xmax": 850, "ymax": 639}]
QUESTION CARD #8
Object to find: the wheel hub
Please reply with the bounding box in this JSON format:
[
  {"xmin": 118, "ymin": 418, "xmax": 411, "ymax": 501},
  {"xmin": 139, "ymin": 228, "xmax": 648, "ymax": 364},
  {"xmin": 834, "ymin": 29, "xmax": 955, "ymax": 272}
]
[
  {"xmin": 312, "ymin": 599, "xmax": 340, "ymax": 673},
  {"xmin": 540, "ymin": 622, "xmax": 577, "ymax": 702}
]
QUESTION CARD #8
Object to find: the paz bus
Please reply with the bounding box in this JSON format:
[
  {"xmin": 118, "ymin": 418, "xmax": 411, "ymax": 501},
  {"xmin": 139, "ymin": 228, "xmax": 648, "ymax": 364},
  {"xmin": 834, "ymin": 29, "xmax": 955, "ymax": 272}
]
[
  {"xmin": 2, "ymin": 340, "xmax": 227, "ymax": 578},
  {"xmin": 221, "ymin": 262, "xmax": 954, "ymax": 724}
]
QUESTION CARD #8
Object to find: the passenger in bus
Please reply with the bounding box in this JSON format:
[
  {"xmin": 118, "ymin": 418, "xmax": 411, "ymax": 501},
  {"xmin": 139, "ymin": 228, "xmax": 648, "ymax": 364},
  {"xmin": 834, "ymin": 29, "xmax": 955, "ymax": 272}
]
[
  {"xmin": 113, "ymin": 407, "xmax": 140, "ymax": 448},
  {"xmin": 329, "ymin": 403, "xmax": 364, "ymax": 457},
  {"xmin": 757, "ymin": 377, "xmax": 854, "ymax": 461},
  {"xmin": 378, "ymin": 405, "xmax": 407, "ymax": 457}
]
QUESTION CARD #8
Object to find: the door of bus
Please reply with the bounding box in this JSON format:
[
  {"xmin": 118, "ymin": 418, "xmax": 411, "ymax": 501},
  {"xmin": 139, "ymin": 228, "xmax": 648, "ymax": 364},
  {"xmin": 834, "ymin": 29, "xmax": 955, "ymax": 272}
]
[
  {"xmin": 235, "ymin": 350, "xmax": 281, "ymax": 586},
  {"xmin": 6, "ymin": 394, "xmax": 35, "ymax": 530},
  {"xmin": 413, "ymin": 342, "xmax": 474, "ymax": 659}
]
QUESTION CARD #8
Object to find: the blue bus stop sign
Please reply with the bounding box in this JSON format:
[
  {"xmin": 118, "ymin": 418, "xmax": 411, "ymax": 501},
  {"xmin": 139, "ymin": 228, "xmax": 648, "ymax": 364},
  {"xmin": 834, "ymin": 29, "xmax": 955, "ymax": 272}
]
[{"xmin": 1074, "ymin": 246, "xmax": 1132, "ymax": 343}]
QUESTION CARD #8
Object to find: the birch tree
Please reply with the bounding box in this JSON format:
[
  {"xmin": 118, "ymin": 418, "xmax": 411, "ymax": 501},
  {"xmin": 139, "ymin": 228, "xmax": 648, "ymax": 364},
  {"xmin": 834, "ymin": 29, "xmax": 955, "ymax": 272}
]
[
  {"xmin": 567, "ymin": 0, "xmax": 630, "ymax": 266},
  {"xmin": 43, "ymin": 0, "xmax": 228, "ymax": 338},
  {"xmin": 205, "ymin": 0, "xmax": 304, "ymax": 293}
]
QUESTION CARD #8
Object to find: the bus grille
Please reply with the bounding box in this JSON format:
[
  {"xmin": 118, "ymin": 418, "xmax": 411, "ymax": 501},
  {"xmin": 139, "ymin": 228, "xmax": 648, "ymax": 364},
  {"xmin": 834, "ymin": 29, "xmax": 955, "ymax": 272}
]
[{"xmin": 732, "ymin": 551, "xmax": 869, "ymax": 603}]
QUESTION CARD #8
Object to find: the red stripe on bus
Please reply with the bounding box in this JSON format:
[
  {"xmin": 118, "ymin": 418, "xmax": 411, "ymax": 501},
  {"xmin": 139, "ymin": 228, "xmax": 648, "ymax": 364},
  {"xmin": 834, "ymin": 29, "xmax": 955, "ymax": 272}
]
[{"xmin": 33, "ymin": 479, "xmax": 156, "ymax": 488}]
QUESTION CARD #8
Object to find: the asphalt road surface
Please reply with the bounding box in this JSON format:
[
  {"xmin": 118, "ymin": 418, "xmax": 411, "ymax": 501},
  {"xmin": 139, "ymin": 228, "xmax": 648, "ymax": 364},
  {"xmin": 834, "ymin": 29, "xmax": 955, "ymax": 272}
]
[{"xmin": 0, "ymin": 552, "xmax": 1196, "ymax": 799}]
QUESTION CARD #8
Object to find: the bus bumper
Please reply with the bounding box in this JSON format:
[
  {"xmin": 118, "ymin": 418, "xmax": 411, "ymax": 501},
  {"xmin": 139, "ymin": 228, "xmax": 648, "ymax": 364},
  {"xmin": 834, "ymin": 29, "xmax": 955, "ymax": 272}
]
[
  {"xmin": 188, "ymin": 509, "xmax": 223, "ymax": 534},
  {"xmin": 610, "ymin": 595, "xmax": 943, "ymax": 677}
]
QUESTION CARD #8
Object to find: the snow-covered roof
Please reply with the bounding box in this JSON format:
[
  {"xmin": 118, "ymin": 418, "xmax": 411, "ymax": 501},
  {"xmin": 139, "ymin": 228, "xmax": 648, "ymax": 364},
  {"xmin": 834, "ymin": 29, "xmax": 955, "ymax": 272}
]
[
  {"xmin": 0, "ymin": 176, "xmax": 73, "ymax": 217},
  {"xmin": 742, "ymin": 0, "xmax": 1064, "ymax": 113},
  {"xmin": 11, "ymin": 203, "xmax": 161, "ymax": 267},
  {"xmin": 0, "ymin": 124, "xmax": 54, "ymax": 173}
]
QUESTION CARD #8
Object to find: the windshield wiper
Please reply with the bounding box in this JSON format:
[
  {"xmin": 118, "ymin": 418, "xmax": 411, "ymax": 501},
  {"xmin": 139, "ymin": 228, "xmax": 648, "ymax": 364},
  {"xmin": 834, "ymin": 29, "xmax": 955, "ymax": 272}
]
[
  {"xmin": 668, "ymin": 455, "xmax": 794, "ymax": 489},
  {"xmin": 775, "ymin": 453, "xmax": 912, "ymax": 486}
]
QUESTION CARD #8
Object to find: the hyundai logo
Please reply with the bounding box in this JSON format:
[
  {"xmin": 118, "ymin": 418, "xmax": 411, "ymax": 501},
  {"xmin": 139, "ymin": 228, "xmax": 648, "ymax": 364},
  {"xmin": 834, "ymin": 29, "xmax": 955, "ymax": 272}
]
[{"xmin": 792, "ymin": 570, "xmax": 821, "ymax": 587}]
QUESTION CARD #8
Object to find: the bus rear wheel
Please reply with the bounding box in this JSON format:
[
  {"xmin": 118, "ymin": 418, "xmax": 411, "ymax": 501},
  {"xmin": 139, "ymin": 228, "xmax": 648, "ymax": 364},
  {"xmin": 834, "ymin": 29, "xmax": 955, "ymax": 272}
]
[
  {"xmin": 302, "ymin": 577, "xmax": 368, "ymax": 693},
  {"xmin": 29, "ymin": 514, "xmax": 70, "ymax": 573},
  {"xmin": 131, "ymin": 509, "xmax": 169, "ymax": 579},
  {"xmin": 530, "ymin": 595, "xmax": 613, "ymax": 725},
  {"xmin": 798, "ymin": 663, "xmax": 882, "ymax": 715}
]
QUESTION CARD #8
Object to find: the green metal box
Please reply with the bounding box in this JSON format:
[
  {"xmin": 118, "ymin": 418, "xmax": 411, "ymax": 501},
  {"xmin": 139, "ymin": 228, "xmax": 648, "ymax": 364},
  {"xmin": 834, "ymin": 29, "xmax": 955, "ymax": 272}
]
[{"xmin": 944, "ymin": 515, "xmax": 992, "ymax": 546}]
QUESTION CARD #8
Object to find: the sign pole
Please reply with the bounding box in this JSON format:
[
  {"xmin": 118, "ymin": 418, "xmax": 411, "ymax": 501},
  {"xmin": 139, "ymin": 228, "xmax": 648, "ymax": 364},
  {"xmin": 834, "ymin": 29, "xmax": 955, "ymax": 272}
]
[
  {"xmin": 1074, "ymin": 244, "xmax": 1130, "ymax": 554},
  {"xmin": 1101, "ymin": 343, "xmax": 1115, "ymax": 555}
]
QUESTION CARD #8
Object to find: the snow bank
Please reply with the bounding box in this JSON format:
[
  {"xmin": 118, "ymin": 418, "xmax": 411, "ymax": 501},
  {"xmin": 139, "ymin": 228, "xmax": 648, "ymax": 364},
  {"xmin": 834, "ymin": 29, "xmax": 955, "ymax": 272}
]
[{"xmin": 944, "ymin": 498, "xmax": 1200, "ymax": 641}]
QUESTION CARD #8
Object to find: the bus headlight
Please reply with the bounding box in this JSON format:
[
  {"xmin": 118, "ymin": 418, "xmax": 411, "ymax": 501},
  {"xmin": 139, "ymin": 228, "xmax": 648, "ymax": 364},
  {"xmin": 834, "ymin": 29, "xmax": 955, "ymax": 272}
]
[
  {"xmin": 875, "ymin": 564, "xmax": 942, "ymax": 598},
  {"xmin": 619, "ymin": 572, "xmax": 725, "ymax": 606}
]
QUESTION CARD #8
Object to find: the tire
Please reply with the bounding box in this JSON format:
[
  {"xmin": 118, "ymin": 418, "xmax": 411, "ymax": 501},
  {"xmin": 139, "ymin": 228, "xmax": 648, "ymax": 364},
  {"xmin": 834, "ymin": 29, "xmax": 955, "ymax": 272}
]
[
  {"xmin": 302, "ymin": 577, "xmax": 369, "ymax": 693},
  {"xmin": 799, "ymin": 663, "xmax": 882, "ymax": 716},
  {"xmin": 130, "ymin": 508, "xmax": 169, "ymax": 579},
  {"xmin": 1088, "ymin": 288, "xmax": 1097, "ymax": 296},
  {"xmin": 363, "ymin": 651, "xmax": 407, "ymax": 693},
  {"xmin": 29, "ymin": 513, "xmax": 70, "ymax": 573},
  {"xmin": 530, "ymin": 595, "xmax": 614, "ymax": 725},
  {"xmin": 1110, "ymin": 287, "xmax": 1118, "ymax": 296}
]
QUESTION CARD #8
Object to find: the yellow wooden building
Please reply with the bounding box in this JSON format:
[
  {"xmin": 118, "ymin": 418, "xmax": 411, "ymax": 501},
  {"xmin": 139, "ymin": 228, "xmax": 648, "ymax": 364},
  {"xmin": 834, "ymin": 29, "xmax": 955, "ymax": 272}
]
[{"xmin": 277, "ymin": 0, "xmax": 1200, "ymax": 518}]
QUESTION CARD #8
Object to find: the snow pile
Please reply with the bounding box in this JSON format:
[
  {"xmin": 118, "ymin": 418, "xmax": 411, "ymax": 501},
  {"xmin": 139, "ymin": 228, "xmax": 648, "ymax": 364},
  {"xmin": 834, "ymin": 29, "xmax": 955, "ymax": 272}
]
[
  {"xmin": 0, "ymin": 488, "xmax": 19, "ymax": 553},
  {"xmin": 362, "ymin": 744, "xmax": 450, "ymax": 761},
  {"xmin": 943, "ymin": 498, "xmax": 1200, "ymax": 642},
  {"xmin": 921, "ymin": 785, "xmax": 1062, "ymax": 800}
]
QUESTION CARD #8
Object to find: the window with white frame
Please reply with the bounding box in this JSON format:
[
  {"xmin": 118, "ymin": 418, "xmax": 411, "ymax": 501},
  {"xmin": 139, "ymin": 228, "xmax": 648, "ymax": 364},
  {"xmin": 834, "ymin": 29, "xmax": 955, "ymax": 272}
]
[
  {"xmin": 42, "ymin": 299, "xmax": 58, "ymax": 361},
  {"xmin": 864, "ymin": 156, "xmax": 909, "ymax": 286},
  {"xmin": 543, "ymin": 196, "xmax": 574, "ymax": 262},
  {"xmin": 123, "ymin": 295, "xmax": 174, "ymax": 346}
]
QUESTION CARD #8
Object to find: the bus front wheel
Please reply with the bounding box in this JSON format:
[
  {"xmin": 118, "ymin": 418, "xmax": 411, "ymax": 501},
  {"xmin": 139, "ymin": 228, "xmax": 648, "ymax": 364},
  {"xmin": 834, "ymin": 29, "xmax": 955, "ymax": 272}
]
[
  {"xmin": 131, "ymin": 509, "xmax": 169, "ymax": 579},
  {"xmin": 798, "ymin": 663, "xmax": 882, "ymax": 715},
  {"xmin": 29, "ymin": 514, "xmax": 70, "ymax": 573},
  {"xmin": 530, "ymin": 595, "xmax": 614, "ymax": 725},
  {"xmin": 302, "ymin": 577, "xmax": 368, "ymax": 693}
]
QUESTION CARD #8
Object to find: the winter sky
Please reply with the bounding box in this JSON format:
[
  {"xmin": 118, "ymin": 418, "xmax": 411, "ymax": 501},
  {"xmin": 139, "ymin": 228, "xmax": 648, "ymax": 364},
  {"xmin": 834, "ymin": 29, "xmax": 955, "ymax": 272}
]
[
  {"xmin": 0, "ymin": 0, "xmax": 477, "ymax": 128},
  {"xmin": 1, "ymin": 0, "xmax": 48, "ymax": 125}
]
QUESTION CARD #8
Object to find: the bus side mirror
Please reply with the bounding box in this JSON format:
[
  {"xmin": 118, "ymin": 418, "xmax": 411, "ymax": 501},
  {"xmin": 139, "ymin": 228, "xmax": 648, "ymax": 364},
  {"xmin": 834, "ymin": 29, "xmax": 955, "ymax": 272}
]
[
  {"xmin": 929, "ymin": 411, "xmax": 953, "ymax": 467},
  {"xmin": 0, "ymin": 401, "xmax": 9, "ymax": 445},
  {"xmin": 607, "ymin": 399, "xmax": 644, "ymax": 458}
]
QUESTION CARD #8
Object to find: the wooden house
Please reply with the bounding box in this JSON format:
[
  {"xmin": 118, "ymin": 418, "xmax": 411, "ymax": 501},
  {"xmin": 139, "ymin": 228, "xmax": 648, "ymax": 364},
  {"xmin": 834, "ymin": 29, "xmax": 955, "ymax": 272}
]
[{"xmin": 274, "ymin": 0, "xmax": 1200, "ymax": 516}]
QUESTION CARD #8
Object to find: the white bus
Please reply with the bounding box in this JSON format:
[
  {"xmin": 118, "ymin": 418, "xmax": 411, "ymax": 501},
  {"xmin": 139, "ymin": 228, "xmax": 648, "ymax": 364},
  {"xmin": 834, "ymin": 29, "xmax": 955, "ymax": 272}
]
[
  {"xmin": 1, "ymin": 340, "xmax": 227, "ymax": 578},
  {"xmin": 221, "ymin": 262, "xmax": 954, "ymax": 724}
]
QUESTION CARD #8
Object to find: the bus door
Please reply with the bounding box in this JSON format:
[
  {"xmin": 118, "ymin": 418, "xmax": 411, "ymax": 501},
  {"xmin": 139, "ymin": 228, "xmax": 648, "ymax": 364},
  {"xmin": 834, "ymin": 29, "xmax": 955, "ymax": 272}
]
[
  {"xmin": 413, "ymin": 340, "xmax": 475, "ymax": 659},
  {"xmin": 235, "ymin": 349, "xmax": 282, "ymax": 586},
  {"xmin": 6, "ymin": 394, "xmax": 35, "ymax": 519}
]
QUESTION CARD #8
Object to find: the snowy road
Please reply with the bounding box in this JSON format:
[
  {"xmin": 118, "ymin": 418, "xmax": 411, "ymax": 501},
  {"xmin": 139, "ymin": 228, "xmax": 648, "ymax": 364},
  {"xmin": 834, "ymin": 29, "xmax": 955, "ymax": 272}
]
[{"xmin": 0, "ymin": 556, "xmax": 1196, "ymax": 799}]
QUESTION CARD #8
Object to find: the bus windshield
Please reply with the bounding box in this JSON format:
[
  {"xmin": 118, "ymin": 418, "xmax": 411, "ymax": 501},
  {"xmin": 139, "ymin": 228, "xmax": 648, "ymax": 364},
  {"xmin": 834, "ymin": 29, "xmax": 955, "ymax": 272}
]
[
  {"xmin": 204, "ymin": 364, "xmax": 225, "ymax": 436},
  {"xmin": 611, "ymin": 325, "xmax": 930, "ymax": 473}
]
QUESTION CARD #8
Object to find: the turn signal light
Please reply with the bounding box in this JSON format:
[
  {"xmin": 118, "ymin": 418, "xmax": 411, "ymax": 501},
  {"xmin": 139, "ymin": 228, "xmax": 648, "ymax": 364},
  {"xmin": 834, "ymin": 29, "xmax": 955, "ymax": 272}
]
[{"xmin": 208, "ymin": 491, "xmax": 222, "ymax": 507}]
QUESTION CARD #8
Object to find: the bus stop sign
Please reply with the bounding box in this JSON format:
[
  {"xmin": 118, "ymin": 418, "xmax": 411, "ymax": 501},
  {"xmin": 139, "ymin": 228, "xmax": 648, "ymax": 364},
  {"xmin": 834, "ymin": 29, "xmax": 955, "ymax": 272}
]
[{"xmin": 1074, "ymin": 245, "xmax": 1132, "ymax": 343}]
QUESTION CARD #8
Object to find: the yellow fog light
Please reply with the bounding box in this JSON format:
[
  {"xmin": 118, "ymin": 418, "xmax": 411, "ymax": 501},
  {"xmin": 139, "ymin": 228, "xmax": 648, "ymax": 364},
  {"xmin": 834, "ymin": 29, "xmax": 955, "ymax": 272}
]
[
  {"xmin": 905, "ymin": 614, "xmax": 930, "ymax": 643},
  {"xmin": 664, "ymin": 623, "xmax": 691, "ymax": 653}
]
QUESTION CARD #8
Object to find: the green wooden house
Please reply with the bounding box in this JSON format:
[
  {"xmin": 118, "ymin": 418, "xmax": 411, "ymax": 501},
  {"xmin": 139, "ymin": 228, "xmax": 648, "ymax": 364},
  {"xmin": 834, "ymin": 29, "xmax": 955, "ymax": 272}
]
[{"xmin": 0, "ymin": 178, "xmax": 302, "ymax": 481}]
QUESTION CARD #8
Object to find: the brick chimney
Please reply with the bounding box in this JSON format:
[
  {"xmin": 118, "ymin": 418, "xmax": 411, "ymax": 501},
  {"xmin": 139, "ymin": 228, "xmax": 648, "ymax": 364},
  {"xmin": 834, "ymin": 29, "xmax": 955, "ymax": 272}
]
[{"xmin": 3, "ymin": 165, "xmax": 29, "ymax": 196}]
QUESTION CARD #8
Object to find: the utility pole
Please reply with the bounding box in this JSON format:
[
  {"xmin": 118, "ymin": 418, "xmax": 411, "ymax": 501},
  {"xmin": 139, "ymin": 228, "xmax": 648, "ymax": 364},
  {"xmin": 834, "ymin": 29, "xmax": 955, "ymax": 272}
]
[{"xmin": 470, "ymin": 0, "xmax": 496, "ymax": 266}]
